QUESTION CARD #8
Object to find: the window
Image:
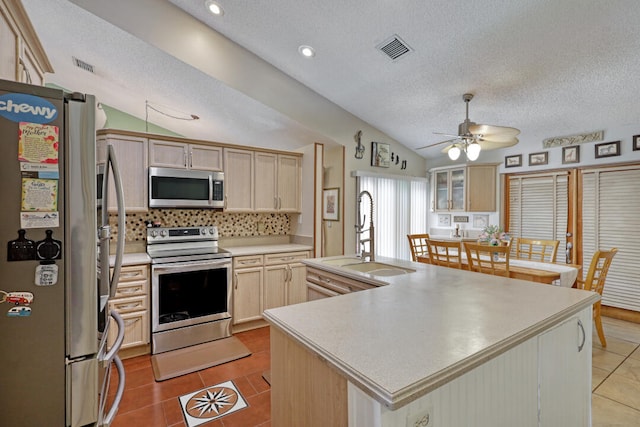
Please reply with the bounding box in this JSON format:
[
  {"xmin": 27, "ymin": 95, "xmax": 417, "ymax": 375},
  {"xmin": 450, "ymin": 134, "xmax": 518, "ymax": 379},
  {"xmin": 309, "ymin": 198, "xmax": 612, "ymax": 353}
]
[{"xmin": 357, "ymin": 173, "xmax": 428, "ymax": 260}]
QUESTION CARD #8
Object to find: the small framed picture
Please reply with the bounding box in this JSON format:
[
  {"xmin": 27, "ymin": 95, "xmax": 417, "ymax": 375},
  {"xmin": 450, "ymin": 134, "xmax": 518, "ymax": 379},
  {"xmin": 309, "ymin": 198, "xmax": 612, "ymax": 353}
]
[
  {"xmin": 438, "ymin": 214, "xmax": 451, "ymax": 227},
  {"xmin": 595, "ymin": 141, "xmax": 620, "ymax": 159},
  {"xmin": 473, "ymin": 214, "xmax": 489, "ymax": 229},
  {"xmin": 504, "ymin": 154, "xmax": 522, "ymax": 168},
  {"xmin": 529, "ymin": 151, "xmax": 548, "ymax": 166},
  {"xmin": 371, "ymin": 141, "xmax": 390, "ymax": 167},
  {"xmin": 322, "ymin": 188, "xmax": 339, "ymax": 221},
  {"xmin": 453, "ymin": 215, "xmax": 469, "ymax": 223},
  {"xmin": 562, "ymin": 145, "xmax": 580, "ymax": 164},
  {"xmin": 633, "ymin": 135, "xmax": 640, "ymax": 151}
]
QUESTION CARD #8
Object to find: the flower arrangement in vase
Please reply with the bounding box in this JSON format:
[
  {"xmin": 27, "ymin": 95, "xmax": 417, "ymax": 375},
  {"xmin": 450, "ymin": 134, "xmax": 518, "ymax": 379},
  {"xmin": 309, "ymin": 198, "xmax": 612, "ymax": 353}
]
[{"xmin": 478, "ymin": 225, "xmax": 510, "ymax": 246}]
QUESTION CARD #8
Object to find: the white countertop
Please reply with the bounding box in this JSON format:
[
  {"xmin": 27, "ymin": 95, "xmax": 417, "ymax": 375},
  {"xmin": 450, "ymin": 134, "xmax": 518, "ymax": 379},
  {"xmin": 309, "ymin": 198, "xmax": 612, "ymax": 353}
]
[
  {"xmin": 223, "ymin": 243, "xmax": 313, "ymax": 257},
  {"xmin": 264, "ymin": 255, "xmax": 599, "ymax": 410},
  {"xmin": 108, "ymin": 252, "xmax": 151, "ymax": 266}
]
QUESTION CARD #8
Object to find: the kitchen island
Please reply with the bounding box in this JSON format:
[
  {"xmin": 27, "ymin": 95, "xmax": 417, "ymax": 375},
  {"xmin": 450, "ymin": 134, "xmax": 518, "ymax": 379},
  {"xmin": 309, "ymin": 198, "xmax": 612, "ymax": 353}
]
[{"xmin": 263, "ymin": 255, "xmax": 600, "ymax": 427}]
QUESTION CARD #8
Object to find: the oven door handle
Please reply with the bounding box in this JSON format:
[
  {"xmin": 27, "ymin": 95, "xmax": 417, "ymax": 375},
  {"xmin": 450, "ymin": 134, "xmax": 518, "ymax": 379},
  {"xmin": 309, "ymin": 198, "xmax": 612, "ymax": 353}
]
[{"xmin": 153, "ymin": 259, "xmax": 231, "ymax": 273}]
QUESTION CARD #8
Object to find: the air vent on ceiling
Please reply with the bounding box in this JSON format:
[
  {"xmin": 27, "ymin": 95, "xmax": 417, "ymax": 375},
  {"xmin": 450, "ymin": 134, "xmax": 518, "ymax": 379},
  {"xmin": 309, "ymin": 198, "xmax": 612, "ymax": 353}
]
[
  {"xmin": 376, "ymin": 35, "xmax": 413, "ymax": 61},
  {"xmin": 72, "ymin": 56, "xmax": 95, "ymax": 73}
]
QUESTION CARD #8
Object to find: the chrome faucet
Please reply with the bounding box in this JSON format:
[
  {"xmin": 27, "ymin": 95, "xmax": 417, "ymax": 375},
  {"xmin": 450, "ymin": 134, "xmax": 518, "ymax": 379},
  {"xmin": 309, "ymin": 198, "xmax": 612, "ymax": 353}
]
[{"xmin": 355, "ymin": 190, "xmax": 375, "ymax": 261}]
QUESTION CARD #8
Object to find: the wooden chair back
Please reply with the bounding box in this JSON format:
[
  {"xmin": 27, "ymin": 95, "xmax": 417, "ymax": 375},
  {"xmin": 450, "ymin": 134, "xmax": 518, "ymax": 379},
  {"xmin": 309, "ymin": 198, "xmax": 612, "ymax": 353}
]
[
  {"xmin": 427, "ymin": 239, "xmax": 463, "ymax": 269},
  {"xmin": 576, "ymin": 248, "xmax": 618, "ymax": 347},
  {"xmin": 464, "ymin": 242, "xmax": 511, "ymax": 277},
  {"xmin": 407, "ymin": 234, "xmax": 430, "ymax": 262},
  {"xmin": 514, "ymin": 237, "xmax": 560, "ymax": 263}
]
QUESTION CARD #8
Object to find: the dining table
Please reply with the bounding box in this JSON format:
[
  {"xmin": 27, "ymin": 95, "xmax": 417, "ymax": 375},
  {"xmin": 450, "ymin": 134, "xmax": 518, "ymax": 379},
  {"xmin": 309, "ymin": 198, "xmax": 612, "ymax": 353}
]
[{"xmin": 417, "ymin": 254, "xmax": 581, "ymax": 287}]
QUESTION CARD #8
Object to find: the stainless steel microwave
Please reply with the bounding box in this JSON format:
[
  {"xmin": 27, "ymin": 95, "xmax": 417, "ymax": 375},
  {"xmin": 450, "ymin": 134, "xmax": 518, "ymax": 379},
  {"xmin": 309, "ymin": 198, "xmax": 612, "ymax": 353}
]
[{"xmin": 149, "ymin": 167, "xmax": 224, "ymax": 208}]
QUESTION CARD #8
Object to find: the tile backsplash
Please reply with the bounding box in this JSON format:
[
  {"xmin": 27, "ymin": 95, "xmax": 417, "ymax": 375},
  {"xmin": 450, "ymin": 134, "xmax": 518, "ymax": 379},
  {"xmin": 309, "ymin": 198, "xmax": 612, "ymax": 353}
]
[{"xmin": 109, "ymin": 209, "xmax": 291, "ymax": 243}]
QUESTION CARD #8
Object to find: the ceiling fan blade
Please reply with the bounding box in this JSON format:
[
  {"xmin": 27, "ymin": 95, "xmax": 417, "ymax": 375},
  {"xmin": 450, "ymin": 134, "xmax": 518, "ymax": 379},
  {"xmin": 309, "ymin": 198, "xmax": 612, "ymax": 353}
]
[
  {"xmin": 477, "ymin": 133, "xmax": 520, "ymax": 143},
  {"xmin": 469, "ymin": 124, "xmax": 520, "ymax": 137},
  {"xmin": 433, "ymin": 131, "xmax": 461, "ymax": 138},
  {"xmin": 440, "ymin": 144, "xmax": 456, "ymax": 154},
  {"xmin": 416, "ymin": 138, "xmax": 458, "ymax": 150},
  {"xmin": 477, "ymin": 138, "xmax": 519, "ymax": 150}
]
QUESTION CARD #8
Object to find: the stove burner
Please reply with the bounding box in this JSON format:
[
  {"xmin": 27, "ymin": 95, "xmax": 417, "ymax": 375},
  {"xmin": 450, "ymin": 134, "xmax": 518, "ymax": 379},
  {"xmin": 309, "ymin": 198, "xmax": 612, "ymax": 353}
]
[{"xmin": 159, "ymin": 311, "xmax": 190, "ymax": 324}]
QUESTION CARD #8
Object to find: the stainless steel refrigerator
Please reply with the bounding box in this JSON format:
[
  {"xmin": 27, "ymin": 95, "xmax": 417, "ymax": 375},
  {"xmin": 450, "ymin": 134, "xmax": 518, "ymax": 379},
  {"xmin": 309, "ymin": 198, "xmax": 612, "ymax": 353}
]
[{"xmin": 0, "ymin": 79, "xmax": 126, "ymax": 426}]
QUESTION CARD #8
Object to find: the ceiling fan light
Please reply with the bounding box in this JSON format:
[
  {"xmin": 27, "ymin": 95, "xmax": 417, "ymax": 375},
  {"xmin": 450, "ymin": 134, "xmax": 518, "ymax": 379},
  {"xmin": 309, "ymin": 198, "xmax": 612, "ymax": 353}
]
[
  {"xmin": 448, "ymin": 145, "xmax": 461, "ymax": 160},
  {"xmin": 466, "ymin": 142, "xmax": 481, "ymax": 161}
]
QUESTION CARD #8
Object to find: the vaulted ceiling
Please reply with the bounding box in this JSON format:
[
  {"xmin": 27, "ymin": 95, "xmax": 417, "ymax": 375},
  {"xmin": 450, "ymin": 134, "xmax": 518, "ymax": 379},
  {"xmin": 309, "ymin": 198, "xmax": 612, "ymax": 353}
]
[{"xmin": 21, "ymin": 0, "xmax": 640, "ymax": 162}]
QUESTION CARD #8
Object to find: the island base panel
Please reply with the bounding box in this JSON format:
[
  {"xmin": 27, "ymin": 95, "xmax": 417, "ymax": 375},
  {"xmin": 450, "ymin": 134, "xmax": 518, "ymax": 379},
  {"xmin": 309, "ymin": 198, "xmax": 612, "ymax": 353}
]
[{"xmin": 271, "ymin": 328, "xmax": 348, "ymax": 426}]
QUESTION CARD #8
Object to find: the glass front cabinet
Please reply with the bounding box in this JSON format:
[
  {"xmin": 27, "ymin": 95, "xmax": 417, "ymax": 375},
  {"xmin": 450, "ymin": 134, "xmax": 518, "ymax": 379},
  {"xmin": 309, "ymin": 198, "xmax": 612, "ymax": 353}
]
[
  {"xmin": 434, "ymin": 167, "xmax": 466, "ymax": 211},
  {"xmin": 431, "ymin": 164, "xmax": 496, "ymax": 212}
]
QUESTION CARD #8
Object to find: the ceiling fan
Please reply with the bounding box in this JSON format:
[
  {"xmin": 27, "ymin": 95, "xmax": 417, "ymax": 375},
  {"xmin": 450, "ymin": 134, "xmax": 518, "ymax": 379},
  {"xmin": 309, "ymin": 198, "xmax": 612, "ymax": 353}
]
[{"xmin": 418, "ymin": 93, "xmax": 520, "ymax": 161}]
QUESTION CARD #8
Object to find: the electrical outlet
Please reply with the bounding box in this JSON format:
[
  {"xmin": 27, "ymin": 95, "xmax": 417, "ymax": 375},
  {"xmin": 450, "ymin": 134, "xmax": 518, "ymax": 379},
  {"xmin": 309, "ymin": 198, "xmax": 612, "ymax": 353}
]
[
  {"xmin": 257, "ymin": 221, "xmax": 265, "ymax": 233},
  {"xmin": 407, "ymin": 407, "xmax": 432, "ymax": 427}
]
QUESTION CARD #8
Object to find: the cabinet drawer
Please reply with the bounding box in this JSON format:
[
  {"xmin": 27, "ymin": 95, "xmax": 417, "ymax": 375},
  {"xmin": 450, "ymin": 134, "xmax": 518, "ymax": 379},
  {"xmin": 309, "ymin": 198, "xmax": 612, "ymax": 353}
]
[
  {"xmin": 108, "ymin": 310, "xmax": 149, "ymax": 349},
  {"xmin": 113, "ymin": 279, "xmax": 148, "ymax": 298},
  {"xmin": 108, "ymin": 295, "xmax": 148, "ymax": 314},
  {"xmin": 306, "ymin": 267, "xmax": 378, "ymax": 294},
  {"xmin": 112, "ymin": 265, "xmax": 148, "ymax": 282},
  {"xmin": 234, "ymin": 255, "xmax": 264, "ymax": 269},
  {"xmin": 264, "ymin": 251, "xmax": 309, "ymax": 265}
]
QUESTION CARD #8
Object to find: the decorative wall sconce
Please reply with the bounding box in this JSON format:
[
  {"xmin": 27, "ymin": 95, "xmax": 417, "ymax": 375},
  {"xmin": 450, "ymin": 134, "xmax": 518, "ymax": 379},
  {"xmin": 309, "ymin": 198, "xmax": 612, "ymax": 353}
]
[{"xmin": 354, "ymin": 130, "xmax": 365, "ymax": 159}]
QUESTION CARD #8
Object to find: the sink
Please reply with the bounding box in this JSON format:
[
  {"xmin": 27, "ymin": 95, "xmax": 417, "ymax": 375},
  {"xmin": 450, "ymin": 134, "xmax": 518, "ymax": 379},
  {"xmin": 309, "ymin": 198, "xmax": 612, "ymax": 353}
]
[{"xmin": 341, "ymin": 261, "xmax": 415, "ymax": 276}]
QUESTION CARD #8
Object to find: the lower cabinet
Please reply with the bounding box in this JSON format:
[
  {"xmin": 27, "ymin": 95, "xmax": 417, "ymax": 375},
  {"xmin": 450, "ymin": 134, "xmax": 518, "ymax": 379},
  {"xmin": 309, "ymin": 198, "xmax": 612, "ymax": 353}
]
[
  {"xmin": 232, "ymin": 250, "xmax": 309, "ymax": 327},
  {"xmin": 107, "ymin": 264, "xmax": 150, "ymax": 351}
]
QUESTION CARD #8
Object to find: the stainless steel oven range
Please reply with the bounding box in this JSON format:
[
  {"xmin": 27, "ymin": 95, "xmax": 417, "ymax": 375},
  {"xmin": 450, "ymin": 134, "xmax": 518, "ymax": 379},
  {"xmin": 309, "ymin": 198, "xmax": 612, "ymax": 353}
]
[{"xmin": 147, "ymin": 226, "xmax": 232, "ymax": 354}]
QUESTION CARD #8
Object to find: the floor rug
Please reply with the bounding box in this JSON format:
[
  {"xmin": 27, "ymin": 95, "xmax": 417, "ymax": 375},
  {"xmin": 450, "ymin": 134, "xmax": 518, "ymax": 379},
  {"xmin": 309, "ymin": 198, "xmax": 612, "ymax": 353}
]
[
  {"xmin": 179, "ymin": 380, "xmax": 248, "ymax": 427},
  {"xmin": 151, "ymin": 336, "xmax": 251, "ymax": 382}
]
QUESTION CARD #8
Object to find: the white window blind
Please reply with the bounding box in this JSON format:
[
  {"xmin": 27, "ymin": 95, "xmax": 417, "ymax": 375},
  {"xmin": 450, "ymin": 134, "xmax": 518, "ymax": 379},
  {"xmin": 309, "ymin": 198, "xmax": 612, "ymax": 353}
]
[
  {"xmin": 358, "ymin": 175, "xmax": 428, "ymax": 260},
  {"xmin": 508, "ymin": 172, "xmax": 568, "ymax": 262},
  {"xmin": 581, "ymin": 167, "xmax": 640, "ymax": 312}
]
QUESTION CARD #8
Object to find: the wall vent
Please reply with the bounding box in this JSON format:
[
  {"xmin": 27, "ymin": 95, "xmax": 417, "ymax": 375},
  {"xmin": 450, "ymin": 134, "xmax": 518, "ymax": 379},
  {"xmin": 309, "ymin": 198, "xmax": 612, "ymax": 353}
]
[
  {"xmin": 72, "ymin": 56, "xmax": 95, "ymax": 73},
  {"xmin": 376, "ymin": 35, "xmax": 413, "ymax": 61}
]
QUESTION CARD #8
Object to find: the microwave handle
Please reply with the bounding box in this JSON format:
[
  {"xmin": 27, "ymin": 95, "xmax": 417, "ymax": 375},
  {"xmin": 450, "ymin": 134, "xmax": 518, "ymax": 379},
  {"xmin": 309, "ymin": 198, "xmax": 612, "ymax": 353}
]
[{"xmin": 208, "ymin": 175, "xmax": 213, "ymax": 205}]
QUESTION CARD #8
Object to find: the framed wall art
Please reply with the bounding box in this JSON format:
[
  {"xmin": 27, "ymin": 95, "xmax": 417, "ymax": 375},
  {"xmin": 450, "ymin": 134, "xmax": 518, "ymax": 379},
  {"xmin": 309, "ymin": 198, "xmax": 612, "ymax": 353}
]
[
  {"xmin": 633, "ymin": 135, "xmax": 640, "ymax": 151},
  {"xmin": 595, "ymin": 141, "xmax": 620, "ymax": 159},
  {"xmin": 322, "ymin": 188, "xmax": 340, "ymax": 221},
  {"xmin": 504, "ymin": 154, "xmax": 522, "ymax": 168},
  {"xmin": 438, "ymin": 214, "xmax": 451, "ymax": 227},
  {"xmin": 371, "ymin": 141, "xmax": 390, "ymax": 167},
  {"xmin": 562, "ymin": 145, "xmax": 580, "ymax": 164},
  {"xmin": 529, "ymin": 152, "xmax": 548, "ymax": 166},
  {"xmin": 472, "ymin": 214, "xmax": 489, "ymax": 229}
]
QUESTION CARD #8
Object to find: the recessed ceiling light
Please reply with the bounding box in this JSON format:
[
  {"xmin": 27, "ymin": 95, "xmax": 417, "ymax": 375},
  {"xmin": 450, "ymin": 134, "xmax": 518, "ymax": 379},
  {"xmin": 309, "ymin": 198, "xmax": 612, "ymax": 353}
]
[
  {"xmin": 298, "ymin": 45, "xmax": 315, "ymax": 58},
  {"xmin": 205, "ymin": 0, "xmax": 224, "ymax": 16}
]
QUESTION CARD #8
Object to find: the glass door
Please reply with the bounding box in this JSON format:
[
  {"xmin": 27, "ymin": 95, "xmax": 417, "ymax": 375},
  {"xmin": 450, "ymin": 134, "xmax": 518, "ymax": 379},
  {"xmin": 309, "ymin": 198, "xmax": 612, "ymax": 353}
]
[
  {"xmin": 435, "ymin": 171, "xmax": 450, "ymax": 210},
  {"xmin": 450, "ymin": 168, "xmax": 465, "ymax": 210}
]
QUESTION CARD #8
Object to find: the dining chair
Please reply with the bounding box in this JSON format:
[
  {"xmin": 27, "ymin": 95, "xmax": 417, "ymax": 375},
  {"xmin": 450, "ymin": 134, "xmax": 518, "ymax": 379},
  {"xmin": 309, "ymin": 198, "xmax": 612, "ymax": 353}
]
[
  {"xmin": 427, "ymin": 239, "xmax": 463, "ymax": 269},
  {"xmin": 576, "ymin": 248, "xmax": 618, "ymax": 347},
  {"xmin": 407, "ymin": 234, "xmax": 430, "ymax": 263},
  {"xmin": 464, "ymin": 242, "xmax": 511, "ymax": 277},
  {"xmin": 514, "ymin": 237, "xmax": 560, "ymax": 263}
]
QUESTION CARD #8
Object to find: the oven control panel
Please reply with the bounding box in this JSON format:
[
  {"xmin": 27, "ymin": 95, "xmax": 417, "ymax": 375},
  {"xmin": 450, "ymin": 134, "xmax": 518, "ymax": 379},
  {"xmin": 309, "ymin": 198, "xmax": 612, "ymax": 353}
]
[{"xmin": 147, "ymin": 226, "xmax": 218, "ymax": 242}]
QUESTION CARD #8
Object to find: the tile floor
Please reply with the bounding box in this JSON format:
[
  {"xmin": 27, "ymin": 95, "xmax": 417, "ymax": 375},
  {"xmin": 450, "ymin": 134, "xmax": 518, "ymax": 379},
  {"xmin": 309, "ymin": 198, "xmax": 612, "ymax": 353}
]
[{"xmin": 112, "ymin": 316, "xmax": 640, "ymax": 426}]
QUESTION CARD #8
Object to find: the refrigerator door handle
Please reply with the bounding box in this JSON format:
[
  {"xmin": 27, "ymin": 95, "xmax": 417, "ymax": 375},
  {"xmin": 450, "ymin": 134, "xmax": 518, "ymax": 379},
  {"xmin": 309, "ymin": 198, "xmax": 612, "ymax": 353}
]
[
  {"xmin": 107, "ymin": 145, "xmax": 126, "ymax": 296},
  {"xmin": 100, "ymin": 355, "xmax": 125, "ymax": 427},
  {"xmin": 103, "ymin": 310, "xmax": 125, "ymax": 363}
]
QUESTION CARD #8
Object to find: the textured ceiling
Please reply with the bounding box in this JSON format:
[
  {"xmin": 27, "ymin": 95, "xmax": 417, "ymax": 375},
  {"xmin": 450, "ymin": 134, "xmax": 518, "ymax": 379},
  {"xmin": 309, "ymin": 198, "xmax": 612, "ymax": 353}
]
[{"xmin": 21, "ymin": 0, "xmax": 640, "ymax": 160}]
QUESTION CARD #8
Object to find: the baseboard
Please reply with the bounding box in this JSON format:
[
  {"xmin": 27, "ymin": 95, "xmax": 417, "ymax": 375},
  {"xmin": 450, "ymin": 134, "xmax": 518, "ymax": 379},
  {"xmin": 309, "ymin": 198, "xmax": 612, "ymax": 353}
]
[
  {"xmin": 118, "ymin": 344, "xmax": 151, "ymax": 359},
  {"xmin": 602, "ymin": 305, "xmax": 640, "ymax": 324},
  {"xmin": 232, "ymin": 319, "xmax": 269, "ymax": 333}
]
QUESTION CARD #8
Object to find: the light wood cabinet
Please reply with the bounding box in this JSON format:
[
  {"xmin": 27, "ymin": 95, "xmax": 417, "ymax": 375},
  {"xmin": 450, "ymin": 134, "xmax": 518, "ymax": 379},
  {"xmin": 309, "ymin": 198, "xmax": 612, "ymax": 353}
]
[
  {"xmin": 0, "ymin": 0, "xmax": 52, "ymax": 85},
  {"xmin": 223, "ymin": 147, "xmax": 254, "ymax": 211},
  {"xmin": 149, "ymin": 139, "xmax": 222, "ymax": 171},
  {"xmin": 232, "ymin": 255, "xmax": 264, "ymax": 325},
  {"xmin": 264, "ymin": 251, "xmax": 309, "ymax": 309},
  {"xmin": 107, "ymin": 264, "xmax": 150, "ymax": 351},
  {"xmin": 254, "ymin": 152, "xmax": 301, "ymax": 212},
  {"xmin": 97, "ymin": 132, "xmax": 149, "ymax": 212},
  {"xmin": 431, "ymin": 164, "xmax": 496, "ymax": 212}
]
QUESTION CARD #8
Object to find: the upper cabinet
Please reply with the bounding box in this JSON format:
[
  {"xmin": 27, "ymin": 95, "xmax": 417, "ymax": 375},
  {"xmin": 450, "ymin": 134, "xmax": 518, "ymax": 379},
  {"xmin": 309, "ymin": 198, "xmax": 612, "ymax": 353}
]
[
  {"xmin": 431, "ymin": 164, "xmax": 496, "ymax": 212},
  {"xmin": 223, "ymin": 147, "xmax": 254, "ymax": 212},
  {"xmin": 148, "ymin": 139, "xmax": 222, "ymax": 171},
  {"xmin": 254, "ymin": 153, "xmax": 301, "ymax": 212},
  {"xmin": 97, "ymin": 132, "xmax": 149, "ymax": 212},
  {"xmin": 0, "ymin": 0, "xmax": 53, "ymax": 85}
]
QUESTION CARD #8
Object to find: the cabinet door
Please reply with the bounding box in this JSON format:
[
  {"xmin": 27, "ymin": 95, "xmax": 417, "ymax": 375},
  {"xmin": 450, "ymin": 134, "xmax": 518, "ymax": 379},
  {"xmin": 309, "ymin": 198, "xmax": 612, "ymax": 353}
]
[
  {"xmin": 434, "ymin": 170, "xmax": 450, "ymax": 211},
  {"xmin": 223, "ymin": 148, "xmax": 254, "ymax": 211},
  {"xmin": 466, "ymin": 165, "xmax": 496, "ymax": 212},
  {"xmin": 287, "ymin": 262, "xmax": 307, "ymax": 305},
  {"xmin": 264, "ymin": 265, "xmax": 288, "ymax": 310},
  {"xmin": 450, "ymin": 168, "xmax": 465, "ymax": 211},
  {"xmin": 233, "ymin": 267, "xmax": 263, "ymax": 325},
  {"xmin": 538, "ymin": 308, "xmax": 591, "ymax": 426},
  {"xmin": 98, "ymin": 134, "xmax": 148, "ymax": 212},
  {"xmin": 148, "ymin": 139, "xmax": 187, "ymax": 168},
  {"xmin": 108, "ymin": 310, "xmax": 149, "ymax": 349},
  {"xmin": 189, "ymin": 144, "xmax": 223, "ymax": 171},
  {"xmin": 278, "ymin": 155, "xmax": 301, "ymax": 212},
  {"xmin": 0, "ymin": 4, "xmax": 18, "ymax": 81},
  {"xmin": 254, "ymin": 152, "xmax": 278, "ymax": 211}
]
